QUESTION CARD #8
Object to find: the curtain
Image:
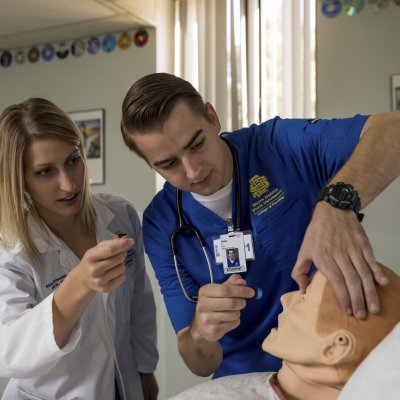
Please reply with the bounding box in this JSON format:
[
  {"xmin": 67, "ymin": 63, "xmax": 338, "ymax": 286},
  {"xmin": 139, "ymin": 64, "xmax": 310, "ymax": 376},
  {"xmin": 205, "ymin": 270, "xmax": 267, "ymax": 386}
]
[{"xmin": 174, "ymin": 0, "xmax": 316, "ymax": 131}]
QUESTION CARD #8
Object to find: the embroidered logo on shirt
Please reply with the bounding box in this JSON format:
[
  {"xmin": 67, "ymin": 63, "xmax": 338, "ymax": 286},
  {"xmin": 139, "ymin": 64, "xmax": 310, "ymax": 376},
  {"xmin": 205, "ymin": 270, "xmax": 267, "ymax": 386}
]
[
  {"xmin": 250, "ymin": 175, "xmax": 285, "ymax": 216},
  {"xmin": 249, "ymin": 175, "xmax": 270, "ymax": 198}
]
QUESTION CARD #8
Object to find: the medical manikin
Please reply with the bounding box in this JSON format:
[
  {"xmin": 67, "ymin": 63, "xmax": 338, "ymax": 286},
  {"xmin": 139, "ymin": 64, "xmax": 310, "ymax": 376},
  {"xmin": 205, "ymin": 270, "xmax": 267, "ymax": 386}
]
[{"xmin": 169, "ymin": 264, "xmax": 400, "ymax": 400}]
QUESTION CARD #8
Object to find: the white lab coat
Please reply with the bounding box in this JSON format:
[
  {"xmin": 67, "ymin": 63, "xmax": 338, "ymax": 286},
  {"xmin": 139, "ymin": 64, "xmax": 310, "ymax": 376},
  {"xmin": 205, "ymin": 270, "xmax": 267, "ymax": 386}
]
[{"xmin": 0, "ymin": 193, "xmax": 158, "ymax": 400}]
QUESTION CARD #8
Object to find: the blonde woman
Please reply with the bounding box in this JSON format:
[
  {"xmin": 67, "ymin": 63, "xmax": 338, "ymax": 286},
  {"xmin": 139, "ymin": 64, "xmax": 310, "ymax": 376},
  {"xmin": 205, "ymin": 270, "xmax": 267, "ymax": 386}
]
[{"xmin": 0, "ymin": 98, "xmax": 158, "ymax": 400}]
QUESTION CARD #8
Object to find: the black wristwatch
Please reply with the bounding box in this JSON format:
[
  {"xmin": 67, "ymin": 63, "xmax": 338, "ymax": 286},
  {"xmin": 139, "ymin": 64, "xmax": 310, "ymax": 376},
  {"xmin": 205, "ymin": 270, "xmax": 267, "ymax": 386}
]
[{"xmin": 317, "ymin": 182, "xmax": 364, "ymax": 222}]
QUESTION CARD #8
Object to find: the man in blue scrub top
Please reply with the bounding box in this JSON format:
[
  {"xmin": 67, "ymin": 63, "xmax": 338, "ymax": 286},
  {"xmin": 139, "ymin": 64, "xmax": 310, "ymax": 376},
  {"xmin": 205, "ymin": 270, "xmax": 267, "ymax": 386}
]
[{"xmin": 120, "ymin": 73, "xmax": 400, "ymax": 379}]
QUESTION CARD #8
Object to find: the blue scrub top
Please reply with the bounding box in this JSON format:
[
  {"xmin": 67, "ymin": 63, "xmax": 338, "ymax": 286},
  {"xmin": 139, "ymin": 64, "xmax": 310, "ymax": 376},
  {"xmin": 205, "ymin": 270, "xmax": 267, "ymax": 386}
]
[{"xmin": 143, "ymin": 115, "xmax": 368, "ymax": 378}]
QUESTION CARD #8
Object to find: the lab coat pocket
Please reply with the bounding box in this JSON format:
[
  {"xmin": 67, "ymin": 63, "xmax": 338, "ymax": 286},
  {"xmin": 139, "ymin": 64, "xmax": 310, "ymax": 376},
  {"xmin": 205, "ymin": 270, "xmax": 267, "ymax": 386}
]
[{"xmin": 16, "ymin": 388, "xmax": 45, "ymax": 400}]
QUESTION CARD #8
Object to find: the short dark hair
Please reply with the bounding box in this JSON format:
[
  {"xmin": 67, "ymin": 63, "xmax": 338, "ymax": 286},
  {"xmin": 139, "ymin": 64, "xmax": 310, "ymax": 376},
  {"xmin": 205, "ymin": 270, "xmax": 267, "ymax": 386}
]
[{"xmin": 120, "ymin": 73, "xmax": 210, "ymax": 159}]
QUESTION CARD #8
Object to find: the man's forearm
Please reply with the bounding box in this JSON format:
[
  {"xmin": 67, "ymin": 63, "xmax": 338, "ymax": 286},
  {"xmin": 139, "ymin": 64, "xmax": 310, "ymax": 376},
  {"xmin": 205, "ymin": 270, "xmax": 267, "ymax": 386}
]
[
  {"xmin": 177, "ymin": 326, "xmax": 223, "ymax": 377},
  {"xmin": 329, "ymin": 111, "xmax": 400, "ymax": 208}
]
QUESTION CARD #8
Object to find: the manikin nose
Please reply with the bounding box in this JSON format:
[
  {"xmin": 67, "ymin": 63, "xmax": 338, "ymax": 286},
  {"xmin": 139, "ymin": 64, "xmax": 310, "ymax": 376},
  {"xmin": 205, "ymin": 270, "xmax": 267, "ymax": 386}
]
[{"xmin": 280, "ymin": 291, "xmax": 295, "ymax": 308}]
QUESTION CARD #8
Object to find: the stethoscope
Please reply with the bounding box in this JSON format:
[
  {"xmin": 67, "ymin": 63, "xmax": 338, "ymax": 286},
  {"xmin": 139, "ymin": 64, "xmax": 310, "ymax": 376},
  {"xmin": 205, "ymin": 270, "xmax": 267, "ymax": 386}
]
[{"xmin": 170, "ymin": 135, "xmax": 241, "ymax": 302}]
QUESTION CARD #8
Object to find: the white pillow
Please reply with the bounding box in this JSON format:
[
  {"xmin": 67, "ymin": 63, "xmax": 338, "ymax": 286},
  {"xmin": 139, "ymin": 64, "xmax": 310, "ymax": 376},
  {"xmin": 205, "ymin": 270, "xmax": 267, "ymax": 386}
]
[{"xmin": 338, "ymin": 322, "xmax": 400, "ymax": 400}]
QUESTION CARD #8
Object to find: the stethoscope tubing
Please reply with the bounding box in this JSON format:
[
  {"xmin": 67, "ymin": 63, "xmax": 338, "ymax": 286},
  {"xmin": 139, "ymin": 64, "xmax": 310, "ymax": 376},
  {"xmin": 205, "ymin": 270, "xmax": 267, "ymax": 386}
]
[{"xmin": 171, "ymin": 135, "xmax": 241, "ymax": 302}]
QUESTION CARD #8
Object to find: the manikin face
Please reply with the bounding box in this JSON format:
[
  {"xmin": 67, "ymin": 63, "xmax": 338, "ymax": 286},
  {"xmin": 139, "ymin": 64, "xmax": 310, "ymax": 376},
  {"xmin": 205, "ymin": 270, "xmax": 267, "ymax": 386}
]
[
  {"xmin": 132, "ymin": 101, "xmax": 233, "ymax": 196},
  {"xmin": 24, "ymin": 138, "xmax": 85, "ymax": 226},
  {"xmin": 262, "ymin": 267, "xmax": 400, "ymax": 399},
  {"xmin": 263, "ymin": 272, "xmax": 338, "ymax": 364}
]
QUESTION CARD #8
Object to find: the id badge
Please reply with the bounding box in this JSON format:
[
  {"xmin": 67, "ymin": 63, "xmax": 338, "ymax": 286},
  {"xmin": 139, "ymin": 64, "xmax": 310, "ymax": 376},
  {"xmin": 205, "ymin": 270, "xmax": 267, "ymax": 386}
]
[
  {"xmin": 220, "ymin": 232, "xmax": 247, "ymax": 274},
  {"xmin": 213, "ymin": 231, "xmax": 255, "ymax": 266},
  {"xmin": 243, "ymin": 230, "xmax": 255, "ymax": 260}
]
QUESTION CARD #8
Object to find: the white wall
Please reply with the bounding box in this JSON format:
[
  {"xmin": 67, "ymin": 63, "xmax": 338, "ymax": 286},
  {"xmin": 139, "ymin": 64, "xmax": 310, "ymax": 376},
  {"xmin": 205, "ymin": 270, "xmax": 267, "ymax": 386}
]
[{"xmin": 316, "ymin": 3, "xmax": 400, "ymax": 272}]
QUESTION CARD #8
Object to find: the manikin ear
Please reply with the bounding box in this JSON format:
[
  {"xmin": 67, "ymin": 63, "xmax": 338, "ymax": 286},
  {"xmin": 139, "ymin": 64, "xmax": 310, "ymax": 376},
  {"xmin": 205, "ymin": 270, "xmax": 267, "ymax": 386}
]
[{"xmin": 321, "ymin": 331, "xmax": 356, "ymax": 366}]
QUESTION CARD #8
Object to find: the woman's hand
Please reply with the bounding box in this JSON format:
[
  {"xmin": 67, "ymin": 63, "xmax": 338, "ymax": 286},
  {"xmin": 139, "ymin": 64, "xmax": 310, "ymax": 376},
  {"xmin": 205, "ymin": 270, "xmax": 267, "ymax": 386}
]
[{"xmin": 76, "ymin": 236, "xmax": 134, "ymax": 293}]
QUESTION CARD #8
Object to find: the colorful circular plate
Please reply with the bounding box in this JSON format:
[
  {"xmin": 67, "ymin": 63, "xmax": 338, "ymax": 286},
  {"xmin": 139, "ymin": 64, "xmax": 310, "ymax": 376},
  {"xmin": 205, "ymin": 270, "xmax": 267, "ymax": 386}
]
[
  {"xmin": 117, "ymin": 32, "xmax": 131, "ymax": 50},
  {"xmin": 343, "ymin": 0, "xmax": 365, "ymax": 15},
  {"xmin": 87, "ymin": 36, "xmax": 101, "ymax": 55},
  {"xmin": 102, "ymin": 34, "xmax": 116, "ymax": 53},
  {"xmin": 56, "ymin": 42, "xmax": 69, "ymax": 59},
  {"xmin": 0, "ymin": 51, "xmax": 12, "ymax": 67},
  {"xmin": 15, "ymin": 50, "xmax": 25, "ymax": 65},
  {"xmin": 41, "ymin": 43, "xmax": 55, "ymax": 62},
  {"xmin": 134, "ymin": 29, "xmax": 149, "ymax": 47},
  {"xmin": 321, "ymin": 0, "xmax": 342, "ymax": 17},
  {"xmin": 71, "ymin": 39, "xmax": 85, "ymax": 57},
  {"xmin": 28, "ymin": 47, "xmax": 40, "ymax": 63}
]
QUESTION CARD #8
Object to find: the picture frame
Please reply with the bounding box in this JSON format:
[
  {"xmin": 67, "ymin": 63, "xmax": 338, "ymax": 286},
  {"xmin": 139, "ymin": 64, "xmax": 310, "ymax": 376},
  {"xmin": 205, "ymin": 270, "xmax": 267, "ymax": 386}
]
[
  {"xmin": 68, "ymin": 109, "xmax": 105, "ymax": 185},
  {"xmin": 391, "ymin": 74, "xmax": 400, "ymax": 111}
]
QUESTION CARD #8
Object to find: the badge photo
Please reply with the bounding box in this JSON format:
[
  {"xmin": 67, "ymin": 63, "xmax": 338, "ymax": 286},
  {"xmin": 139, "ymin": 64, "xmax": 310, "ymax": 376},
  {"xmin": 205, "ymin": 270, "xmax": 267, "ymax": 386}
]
[{"xmin": 220, "ymin": 232, "xmax": 247, "ymax": 274}]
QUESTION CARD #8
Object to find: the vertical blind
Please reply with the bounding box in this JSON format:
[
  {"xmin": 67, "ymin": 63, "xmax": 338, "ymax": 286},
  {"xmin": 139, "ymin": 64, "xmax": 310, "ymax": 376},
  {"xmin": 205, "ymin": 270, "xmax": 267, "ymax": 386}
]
[{"xmin": 174, "ymin": 0, "xmax": 316, "ymax": 131}]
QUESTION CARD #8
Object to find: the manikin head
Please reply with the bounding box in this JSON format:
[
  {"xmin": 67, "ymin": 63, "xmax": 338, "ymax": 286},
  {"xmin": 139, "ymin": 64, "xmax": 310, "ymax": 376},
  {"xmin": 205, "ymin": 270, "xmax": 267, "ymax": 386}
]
[{"xmin": 263, "ymin": 264, "xmax": 400, "ymax": 400}]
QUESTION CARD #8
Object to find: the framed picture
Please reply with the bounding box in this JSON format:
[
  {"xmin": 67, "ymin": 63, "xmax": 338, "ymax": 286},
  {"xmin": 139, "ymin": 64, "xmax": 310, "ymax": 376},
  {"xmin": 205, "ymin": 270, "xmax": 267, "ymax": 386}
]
[
  {"xmin": 391, "ymin": 74, "xmax": 400, "ymax": 111},
  {"xmin": 68, "ymin": 109, "xmax": 105, "ymax": 185}
]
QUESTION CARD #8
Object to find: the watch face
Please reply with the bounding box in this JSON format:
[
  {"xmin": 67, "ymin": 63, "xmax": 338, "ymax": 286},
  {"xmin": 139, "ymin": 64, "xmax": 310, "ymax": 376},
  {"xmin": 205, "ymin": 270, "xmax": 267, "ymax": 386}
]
[{"xmin": 328, "ymin": 184, "xmax": 357, "ymax": 209}]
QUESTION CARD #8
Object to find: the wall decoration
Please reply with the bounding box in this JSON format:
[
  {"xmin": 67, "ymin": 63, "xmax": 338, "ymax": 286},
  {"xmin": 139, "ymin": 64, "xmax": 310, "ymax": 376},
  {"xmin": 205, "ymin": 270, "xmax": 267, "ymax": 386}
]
[
  {"xmin": 0, "ymin": 28, "xmax": 149, "ymax": 69},
  {"xmin": 369, "ymin": 0, "xmax": 390, "ymax": 13},
  {"xmin": 56, "ymin": 42, "xmax": 69, "ymax": 59},
  {"xmin": 134, "ymin": 29, "xmax": 149, "ymax": 47},
  {"xmin": 391, "ymin": 74, "xmax": 400, "ymax": 111},
  {"xmin": 27, "ymin": 47, "xmax": 40, "ymax": 63},
  {"xmin": 15, "ymin": 51, "xmax": 25, "ymax": 64},
  {"xmin": 87, "ymin": 36, "xmax": 101, "ymax": 55},
  {"xmin": 68, "ymin": 109, "xmax": 105, "ymax": 185},
  {"xmin": 71, "ymin": 39, "xmax": 85, "ymax": 57},
  {"xmin": 102, "ymin": 34, "xmax": 117, "ymax": 53},
  {"xmin": 41, "ymin": 43, "xmax": 55, "ymax": 62},
  {"xmin": 320, "ymin": 0, "xmax": 397, "ymax": 16},
  {"xmin": 117, "ymin": 32, "xmax": 132, "ymax": 49},
  {"xmin": 343, "ymin": 0, "xmax": 365, "ymax": 15},
  {"xmin": 0, "ymin": 51, "xmax": 12, "ymax": 67},
  {"xmin": 322, "ymin": 0, "xmax": 343, "ymax": 17}
]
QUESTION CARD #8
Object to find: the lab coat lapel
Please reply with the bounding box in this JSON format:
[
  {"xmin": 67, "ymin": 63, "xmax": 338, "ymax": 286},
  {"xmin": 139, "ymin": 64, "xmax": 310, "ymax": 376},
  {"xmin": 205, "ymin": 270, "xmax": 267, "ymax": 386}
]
[{"xmin": 28, "ymin": 213, "xmax": 78, "ymax": 271}]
